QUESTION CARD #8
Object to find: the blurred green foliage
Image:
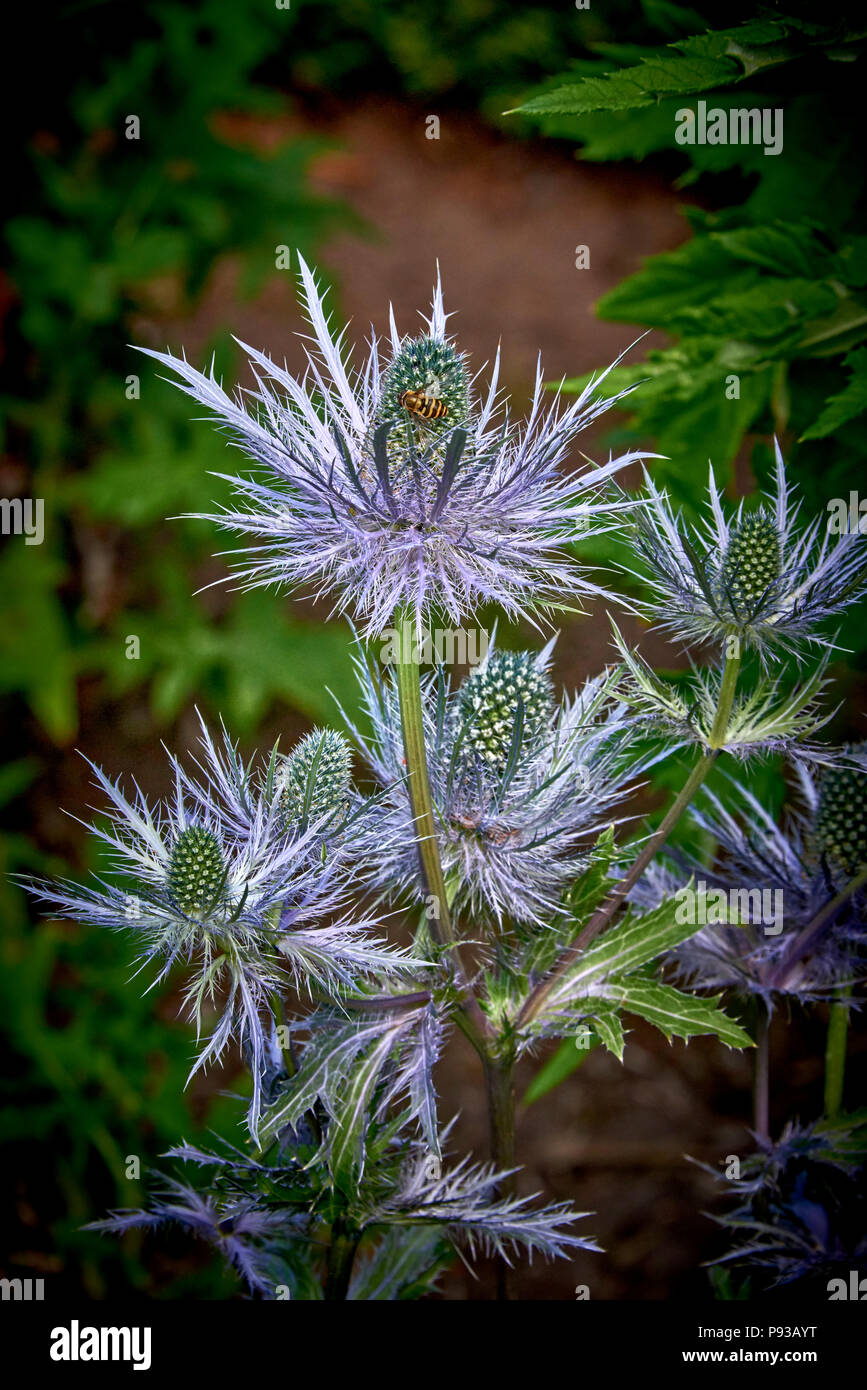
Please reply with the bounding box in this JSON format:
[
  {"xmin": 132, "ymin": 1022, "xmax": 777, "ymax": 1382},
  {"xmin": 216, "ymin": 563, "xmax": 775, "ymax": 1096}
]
[
  {"xmin": 515, "ymin": 8, "xmax": 867, "ymax": 583},
  {"xmin": 3, "ymin": 0, "xmax": 353, "ymax": 1298},
  {"xmin": 513, "ymin": 1, "xmax": 867, "ymax": 848}
]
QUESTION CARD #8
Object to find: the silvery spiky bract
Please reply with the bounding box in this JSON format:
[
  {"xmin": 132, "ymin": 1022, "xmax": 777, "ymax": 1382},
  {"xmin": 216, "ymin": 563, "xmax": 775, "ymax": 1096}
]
[
  {"xmin": 638, "ymin": 762, "xmax": 867, "ymax": 1004},
  {"xmin": 700, "ymin": 1116, "xmax": 867, "ymax": 1291},
  {"xmin": 611, "ymin": 622, "xmax": 832, "ymax": 758},
  {"xmin": 25, "ymin": 719, "xmax": 410, "ymax": 1134},
  {"xmin": 347, "ymin": 638, "xmax": 646, "ymax": 926},
  {"xmin": 632, "ymin": 442, "xmax": 867, "ymax": 659},
  {"xmin": 360, "ymin": 1143, "xmax": 600, "ymax": 1266},
  {"xmin": 87, "ymin": 1174, "xmax": 306, "ymax": 1297},
  {"xmin": 136, "ymin": 255, "xmax": 651, "ymax": 637}
]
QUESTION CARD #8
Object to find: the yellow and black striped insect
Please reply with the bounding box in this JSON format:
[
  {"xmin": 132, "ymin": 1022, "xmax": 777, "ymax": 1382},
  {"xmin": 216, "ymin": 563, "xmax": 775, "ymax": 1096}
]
[{"xmin": 399, "ymin": 388, "xmax": 449, "ymax": 421}]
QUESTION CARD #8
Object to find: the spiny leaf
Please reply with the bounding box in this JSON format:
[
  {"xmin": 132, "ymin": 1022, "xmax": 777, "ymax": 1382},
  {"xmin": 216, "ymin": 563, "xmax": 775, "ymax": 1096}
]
[{"xmin": 609, "ymin": 980, "xmax": 753, "ymax": 1048}]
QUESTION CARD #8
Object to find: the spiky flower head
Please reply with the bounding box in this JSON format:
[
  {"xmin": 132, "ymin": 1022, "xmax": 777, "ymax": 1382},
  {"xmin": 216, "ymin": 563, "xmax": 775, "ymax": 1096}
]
[
  {"xmin": 167, "ymin": 825, "xmax": 226, "ymax": 916},
  {"xmin": 275, "ymin": 728, "xmax": 353, "ymax": 829},
  {"xmin": 455, "ymin": 649, "xmax": 555, "ymax": 775},
  {"xmin": 639, "ymin": 762, "xmax": 867, "ymax": 1005},
  {"xmin": 136, "ymin": 255, "xmax": 650, "ymax": 639},
  {"xmin": 345, "ymin": 639, "xmax": 644, "ymax": 926},
  {"xmin": 814, "ymin": 746, "xmax": 867, "ymax": 877},
  {"xmin": 376, "ymin": 335, "xmax": 469, "ymax": 428},
  {"xmin": 716, "ymin": 509, "xmax": 781, "ymax": 616},
  {"xmin": 25, "ymin": 716, "xmax": 410, "ymax": 1135},
  {"xmin": 632, "ymin": 443, "xmax": 867, "ymax": 660}
]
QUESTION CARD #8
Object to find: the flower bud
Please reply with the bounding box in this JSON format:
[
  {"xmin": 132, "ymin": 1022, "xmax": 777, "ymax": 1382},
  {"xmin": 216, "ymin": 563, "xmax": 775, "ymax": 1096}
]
[
  {"xmin": 276, "ymin": 728, "xmax": 352, "ymax": 827},
  {"xmin": 378, "ymin": 335, "xmax": 470, "ymax": 429},
  {"xmin": 457, "ymin": 650, "xmax": 553, "ymax": 774},
  {"xmin": 815, "ymin": 753, "xmax": 867, "ymax": 877}
]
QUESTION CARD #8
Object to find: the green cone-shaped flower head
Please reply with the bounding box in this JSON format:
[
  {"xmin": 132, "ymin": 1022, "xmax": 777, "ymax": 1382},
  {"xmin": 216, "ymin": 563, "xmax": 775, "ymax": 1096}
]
[
  {"xmin": 718, "ymin": 510, "xmax": 781, "ymax": 615},
  {"xmin": 457, "ymin": 650, "xmax": 554, "ymax": 775},
  {"xmin": 368, "ymin": 336, "xmax": 471, "ymax": 487},
  {"xmin": 815, "ymin": 751, "xmax": 867, "ymax": 877},
  {"xmin": 378, "ymin": 335, "xmax": 470, "ymax": 430},
  {"xmin": 167, "ymin": 825, "xmax": 226, "ymax": 916},
  {"xmin": 276, "ymin": 728, "xmax": 353, "ymax": 827}
]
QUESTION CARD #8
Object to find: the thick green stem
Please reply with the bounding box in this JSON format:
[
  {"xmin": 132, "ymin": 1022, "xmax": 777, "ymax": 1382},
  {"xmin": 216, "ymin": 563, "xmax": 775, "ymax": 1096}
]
[
  {"xmin": 393, "ymin": 611, "xmax": 489, "ymax": 1055},
  {"xmin": 324, "ymin": 1218, "xmax": 360, "ymax": 1301},
  {"xmin": 753, "ymin": 1008, "xmax": 771, "ymax": 1142},
  {"xmin": 825, "ymin": 993, "xmax": 850, "ymax": 1119},
  {"xmin": 708, "ymin": 646, "xmax": 742, "ymax": 749},
  {"xmin": 517, "ymin": 646, "xmax": 741, "ymax": 1033}
]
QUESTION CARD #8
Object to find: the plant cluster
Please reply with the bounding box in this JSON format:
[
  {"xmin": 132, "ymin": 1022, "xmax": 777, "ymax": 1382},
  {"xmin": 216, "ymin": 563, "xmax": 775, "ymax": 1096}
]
[{"xmin": 31, "ymin": 266, "xmax": 867, "ymax": 1297}]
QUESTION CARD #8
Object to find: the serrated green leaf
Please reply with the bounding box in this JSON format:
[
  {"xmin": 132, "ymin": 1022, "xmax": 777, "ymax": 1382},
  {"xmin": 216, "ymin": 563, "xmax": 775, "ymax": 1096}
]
[
  {"xmin": 610, "ymin": 981, "xmax": 753, "ymax": 1048},
  {"xmin": 800, "ymin": 347, "xmax": 867, "ymax": 438},
  {"xmin": 563, "ymin": 826, "xmax": 617, "ymax": 926},
  {"xmin": 329, "ymin": 1030, "xmax": 398, "ymax": 1194},
  {"xmin": 555, "ymin": 893, "xmax": 701, "ymax": 997},
  {"xmin": 588, "ymin": 1008, "xmax": 625, "ymax": 1060}
]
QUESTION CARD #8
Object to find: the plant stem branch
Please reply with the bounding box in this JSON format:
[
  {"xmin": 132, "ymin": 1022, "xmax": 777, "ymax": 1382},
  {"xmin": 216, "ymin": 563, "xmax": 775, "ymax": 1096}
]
[
  {"xmin": 708, "ymin": 646, "xmax": 741, "ymax": 749},
  {"xmin": 324, "ymin": 1218, "xmax": 360, "ymax": 1301},
  {"xmin": 393, "ymin": 611, "xmax": 489, "ymax": 1055},
  {"xmin": 753, "ymin": 1007, "xmax": 771, "ymax": 1142},
  {"xmin": 517, "ymin": 646, "xmax": 741, "ymax": 1033},
  {"xmin": 517, "ymin": 749, "xmax": 718, "ymax": 1029},
  {"xmin": 824, "ymin": 992, "xmax": 850, "ymax": 1119},
  {"xmin": 483, "ymin": 1052, "xmax": 517, "ymax": 1301}
]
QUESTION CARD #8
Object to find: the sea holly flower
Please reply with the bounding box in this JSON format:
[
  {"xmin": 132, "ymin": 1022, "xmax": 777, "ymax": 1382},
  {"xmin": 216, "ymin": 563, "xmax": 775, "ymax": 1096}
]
[
  {"xmin": 631, "ymin": 442, "xmax": 867, "ymax": 661},
  {"xmin": 25, "ymin": 721, "xmax": 410, "ymax": 1134},
  {"xmin": 814, "ymin": 744, "xmax": 867, "ymax": 878},
  {"xmin": 346, "ymin": 639, "xmax": 646, "ymax": 926},
  {"xmin": 634, "ymin": 760, "xmax": 867, "ymax": 1003},
  {"xmin": 180, "ymin": 713, "xmax": 360, "ymax": 853},
  {"xmin": 136, "ymin": 256, "xmax": 651, "ymax": 638},
  {"xmin": 455, "ymin": 648, "xmax": 555, "ymax": 775}
]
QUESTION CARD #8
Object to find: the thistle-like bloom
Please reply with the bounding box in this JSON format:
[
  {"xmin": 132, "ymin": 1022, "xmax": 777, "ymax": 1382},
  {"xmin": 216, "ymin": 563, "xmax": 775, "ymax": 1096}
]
[
  {"xmin": 26, "ymin": 720, "xmax": 410, "ymax": 1134},
  {"xmin": 636, "ymin": 757, "xmax": 867, "ymax": 1004},
  {"xmin": 347, "ymin": 639, "xmax": 647, "ymax": 926},
  {"xmin": 632, "ymin": 441, "xmax": 867, "ymax": 660},
  {"xmin": 136, "ymin": 256, "xmax": 650, "ymax": 637},
  {"xmin": 274, "ymin": 727, "xmax": 353, "ymax": 829}
]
